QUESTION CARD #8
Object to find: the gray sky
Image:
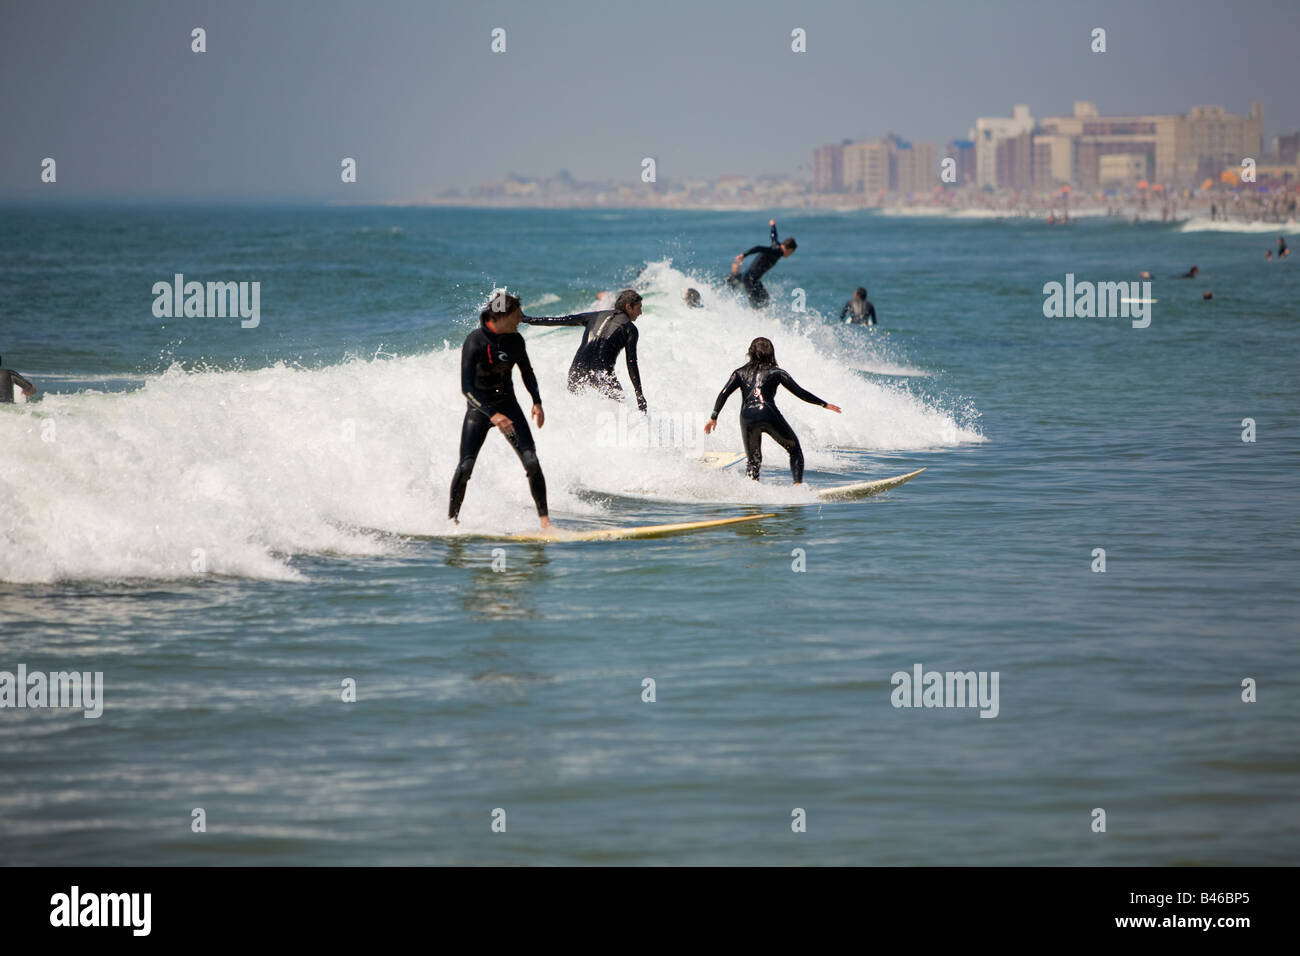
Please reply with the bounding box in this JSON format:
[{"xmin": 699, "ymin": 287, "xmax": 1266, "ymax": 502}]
[{"xmin": 2, "ymin": 0, "xmax": 1296, "ymax": 201}]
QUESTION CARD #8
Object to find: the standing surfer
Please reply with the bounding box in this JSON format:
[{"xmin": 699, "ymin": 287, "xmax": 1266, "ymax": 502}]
[
  {"xmin": 449, "ymin": 292, "xmax": 551, "ymax": 530},
  {"xmin": 520, "ymin": 289, "xmax": 647, "ymax": 412},
  {"xmin": 704, "ymin": 337, "xmax": 841, "ymax": 484},
  {"xmin": 727, "ymin": 219, "xmax": 796, "ymax": 308}
]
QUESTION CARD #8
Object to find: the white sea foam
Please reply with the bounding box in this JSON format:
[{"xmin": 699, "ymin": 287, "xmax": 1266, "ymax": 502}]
[
  {"xmin": 1179, "ymin": 217, "xmax": 1299, "ymax": 234},
  {"xmin": 0, "ymin": 263, "xmax": 978, "ymax": 582}
]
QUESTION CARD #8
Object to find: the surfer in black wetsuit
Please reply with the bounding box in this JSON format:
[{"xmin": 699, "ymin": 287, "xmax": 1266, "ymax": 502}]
[
  {"xmin": 704, "ymin": 337, "xmax": 841, "ymax": 483},
  {"xmin": 1278, "ymin": 236, "xmax": 1290, "ymax": 259},
  {"xmin": 840, "ymin": 287, "xmax": 877, "ymax": 325},
  {"xmin": 521, "ymin": 289, "xmax": 647, "ymax": 411},
  {"xmin": 1178, "ymin": 265, "xmax": 1199, "ymax": 278},
  {"xmin": 449, "ymin": 292, "xmax": 550, "ymax": 530},
  {"xmin": 727, "ymin": 219, "xmax": 796, "ymax": 308},
  {"xmin": 0, "ymin": 354, "xmax": 37, "ymax": 403}
]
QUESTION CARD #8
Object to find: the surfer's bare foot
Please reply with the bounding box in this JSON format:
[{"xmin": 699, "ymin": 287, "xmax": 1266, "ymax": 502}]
[{"xmin": 539, "ymin": 516, "xmax": 553, "ymax": 531}]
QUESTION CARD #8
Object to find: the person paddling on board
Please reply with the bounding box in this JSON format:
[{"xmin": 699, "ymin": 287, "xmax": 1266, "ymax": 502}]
[
  {"xmin": 1178, "ymin": 265, "xmax": 1199, "ymax": 279},
  {"xmin": 0, "ymin": 354, "xmax": 37, "ymax": 403},
  {"xmin": 840, "ymin": 287, "xmax": 877, "ymax": 325},
  {"xmin": 520, "ymin": 289, "xmax": 647, "ymax": 411},
  {"xmin": 727, "ymin": 219, "xmax": 796, "ymax": 308},
  {"xmin": 703, "ymin": 336, "xmax": 841, "ymax": 484},
  {"xmin": 449, "ymin": 292, "xmax": 551, "ymax": 530}
]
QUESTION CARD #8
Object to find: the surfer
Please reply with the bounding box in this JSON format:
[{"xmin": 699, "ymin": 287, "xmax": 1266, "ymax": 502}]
[
  {"xmin": 1178, "ymin": 265, "xmax": 1199, "ymax": 279},
  {"xmin": 521, "ymin": 289, "xmax": 647, "ymax": 412},
  {"xmin": 727, "ymin": 219, "xmax": 796, "ymax": 308},
  {"xmin": 1278, "ymin": 236, "xmax": 1290, "ymax": 259},
  {"xmin": 449, "ymin": 292, "xmax": 550, "ymax": 530},
  {"xmin": 684, "ymin": 288, "xmax": 703, "ymax": 309},
  {"xmin": 0, "ymin": 354, "xmax": 37, "ymax": 403},
  {"xmin": 703, "ymin": 336, "xmax": 841, "ymax": 484},
  {"xmin": 840, "ymin": 287, "xmax": 877, "ymax": 325}
]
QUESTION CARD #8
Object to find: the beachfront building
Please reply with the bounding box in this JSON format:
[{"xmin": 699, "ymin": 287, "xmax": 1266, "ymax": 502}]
[
  {"xmin": 975, "ymin": 105, "xmax": 1034, "ymax": 187},
  {"xmin": 843, "ymin": 139, "xmax": 895, "ymax": 199},
  {"xmin": 813, "ymin": 143, "xmax": 845, "ymax": 192}
]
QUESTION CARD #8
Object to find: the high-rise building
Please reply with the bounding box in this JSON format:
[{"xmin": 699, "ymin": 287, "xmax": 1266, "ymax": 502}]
[
  {"xmin": 843, "ymin": 140, "xmax": 894, "ymax": 198},
  {"xmin": 1176, "ymin": 103, "xmax": 1263, "ymax": 184},
  {"xmin": 813, "ymin": 144, "xmax": 845, "ymax": 193},
  {"xmin": 975, "ymin": 105, "xmax": 1034, "ymax": 187},
  {"xmin": 994, "ymin": 131, "xmax": 1034, "ymax": 190},
  {"xmin": 945, "ymin": 139, "xmax": 976, "ymax": 186},
  {"xmin": 895, "ymin": 141, "xmax": 936, "ymax": 196}
]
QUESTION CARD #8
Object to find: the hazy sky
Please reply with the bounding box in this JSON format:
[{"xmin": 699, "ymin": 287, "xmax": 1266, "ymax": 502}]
[{"xmin": 2, "ymin": 0, "xmax": 1296, "ymax": 201}]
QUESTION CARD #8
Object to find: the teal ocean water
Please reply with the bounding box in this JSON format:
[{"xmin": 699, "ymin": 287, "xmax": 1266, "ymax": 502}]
[{"xmin": 1, "ymin": 207, "xmax": 1296, "ymax": 864}]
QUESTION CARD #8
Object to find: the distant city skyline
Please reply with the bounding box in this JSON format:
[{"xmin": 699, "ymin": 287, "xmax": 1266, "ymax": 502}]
[{"xmin": 2, "ymin": 0, "xmax": 1298, "ymax": 201}]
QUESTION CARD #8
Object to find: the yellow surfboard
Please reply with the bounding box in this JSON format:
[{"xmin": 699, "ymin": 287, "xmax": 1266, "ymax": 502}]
[
  {"xmin": 367, "ymin": 512, "xmax": 776, "ymax": 543},
  {"xmin": 815, "ymin": 468, "xmax": 926, "ymax": 501},
  {"xmin": 508, "ymin": 512, "xmax": 775, "ymax": 542}
]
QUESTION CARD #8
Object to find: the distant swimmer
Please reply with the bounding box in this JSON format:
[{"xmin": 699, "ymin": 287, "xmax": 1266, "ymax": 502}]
[
  {"xmin": 1202, "ymin": 291, "xmax": 1213, "ymax": 300},
  {"xmin": 684, "ymin": 288, "xmax": 703, "ymax": 309},
  {"xmin": 521, "ymin": 289, "xmax": 647, "ymax": 411},
  {"xmin": 703, "ymin": 336, "xmax": 841, "ymax": 484},
  {"xmin": 727, "ymin": 219, "xmax": 796, "ymax": 308},
  {"xmin": 449, "ymin": 292, "xmax": 551, "ymax": 530},
  {"xmin": 1279, "ymin": 236, "xmax": 1290, "ymax": 258},
  {"xmin": 1178, "ymin": 265, "xmax": 1199, "ymax": 279},
  {"xmin": 1139, "ymin": 271, "xmax": 1154, "ymax": 280},
  {"xmin": 840, "ymin": 287, "xmax": 877, "ymax": 326},
  {"xmin": 1266, "ymin": 250, "xmax": 1273, "ymax": 260},
  {"xmin": 0, "ymin": 354, "xmax": 37, "ymax": 403}
]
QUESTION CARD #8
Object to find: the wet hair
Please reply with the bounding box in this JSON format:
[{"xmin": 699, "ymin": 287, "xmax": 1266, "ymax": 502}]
[
  {"xmin": 614, "ymin": 289, "xmax": 642, "ymax": 313},
  {"xmin": 684, "ymin": 288, "xmax": 702, "ymax": 307},
  {"xmin": 782, "ymin": 238, "xmax": 797, "ymax": 251},
  {"xmin": 855, "ymin": 287, "xmax": 868, "ymax": 299},
  {"xmin": 481, "ymin": 291, "xmax": 521, "ymax": 322},
  {"xmin": 745, "ymin": 336, "xmax": 776, "ymax": 368}
]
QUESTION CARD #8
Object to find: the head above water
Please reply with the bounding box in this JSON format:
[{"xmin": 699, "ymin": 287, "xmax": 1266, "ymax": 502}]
[
  {"xmin": 614, "ymin": 289, "xmax": 643, "ymax": 319},
  {"xmin": 855, "ymin": 287, "xmax": 868, "ymax": 300},
  {"xmin": 781, "ymin": 238, "xmax": 797, "ymax": 257},
  {"xmin": 683, "ymin": 288, "xmax": 702, "ymax": 308},
  {"xmin": 746, "ymin": 336, "xmax": 776, "ymax": 367}
]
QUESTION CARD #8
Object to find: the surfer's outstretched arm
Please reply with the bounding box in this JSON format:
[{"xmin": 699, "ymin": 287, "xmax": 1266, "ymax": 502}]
[
  {"xmin": 769, "ymin": 220, "xmax": 780, "ymax": 247},
  {"xmin": 521, "ymin": 311, "xmax": 597, "ymax": 327},
  {"xmin": 623, "ymin": 324, "xmax": 646, "ymax": 412},
  {"xmin": 709, "ymin": 371, "xmax": 742, "ymax": 420},
  {"xmin": 11, "ymin": 371, "xmax": 35, "ymax": 396},
  {"xmin": 777, "ymin": 369, "xmax": 830, "ymax": 408}
]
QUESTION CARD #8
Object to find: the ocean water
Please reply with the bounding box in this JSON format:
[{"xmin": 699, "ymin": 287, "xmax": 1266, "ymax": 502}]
[{"xmin": 0, "ymin": 206, "xmax": 1296, "ymax": 865}]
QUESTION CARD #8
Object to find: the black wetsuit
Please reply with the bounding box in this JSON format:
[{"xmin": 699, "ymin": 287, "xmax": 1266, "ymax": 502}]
[
  {"xmin": 1279, "ymin": 238, "xmax": 1289, "ymax": 257},
  {"xmin": 710, "ymin": 363, "xmax": 827, "ymax": 482},
  {"xmin": 728, "ymin": 223, "xmax": 784, "ymax": 307},
  {"xmin": 840, "ymin": 298, "xmax": 877, "ymax": 325},
  {"xmin": 449, "ymin": 319, "xmax": 547, "ymax": 520},
  {"xmin": 0, "ymin": 368, "xmax": 34, "ymax": 403},
  {"xmin": 521, "ymin": 309, "xmax": 646, "ymax": 410}
]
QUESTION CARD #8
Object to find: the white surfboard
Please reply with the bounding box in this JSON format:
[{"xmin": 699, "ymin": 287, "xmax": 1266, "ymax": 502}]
[
  {"xmin": 698, "ymin": 450, "xmax": 746, "ymax": 470},
  {"xmin": 815, "ymin": 468, "xmax": 926, "ymax": 501}
]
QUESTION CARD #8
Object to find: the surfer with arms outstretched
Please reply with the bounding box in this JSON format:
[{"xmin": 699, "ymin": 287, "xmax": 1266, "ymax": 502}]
[{"xmin": 704, "ymin": 337, "xmax": 840, "ymax": 484}]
